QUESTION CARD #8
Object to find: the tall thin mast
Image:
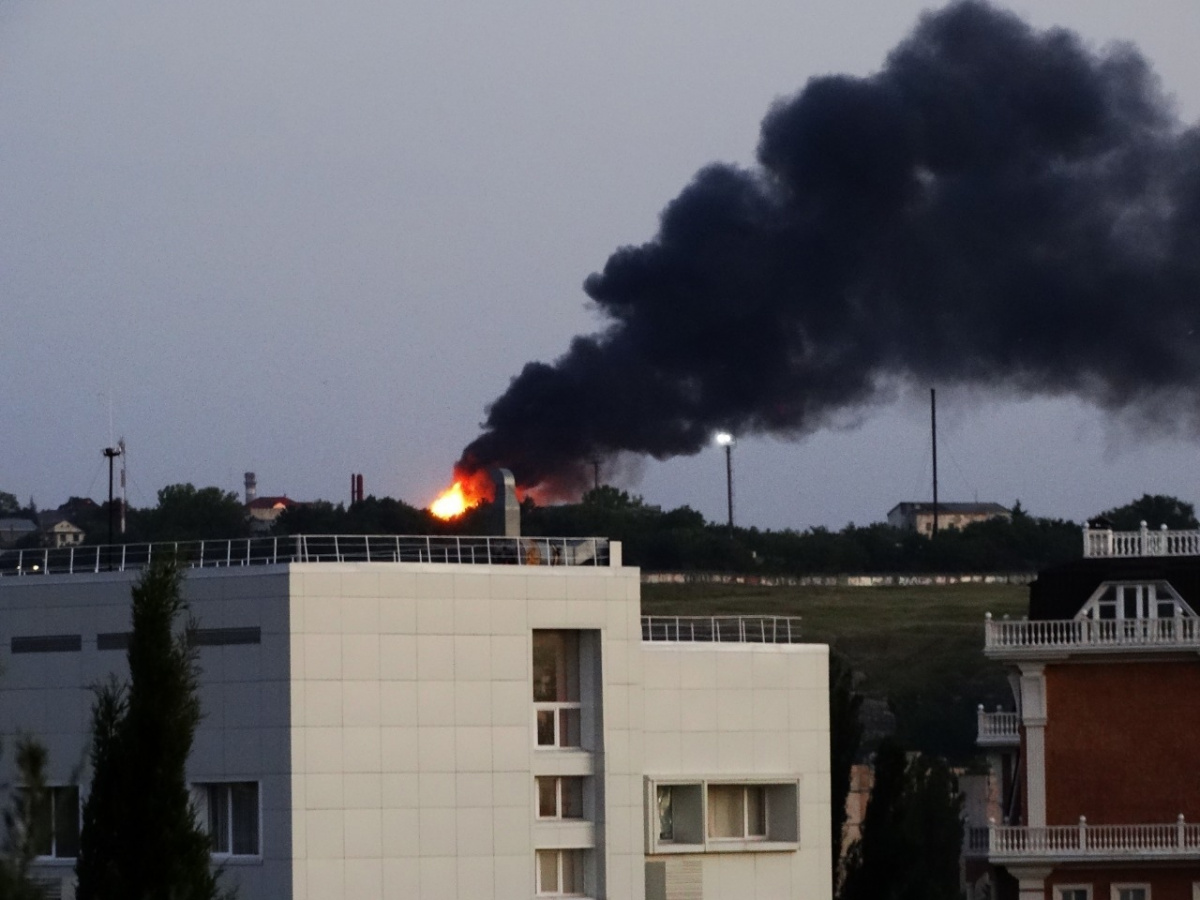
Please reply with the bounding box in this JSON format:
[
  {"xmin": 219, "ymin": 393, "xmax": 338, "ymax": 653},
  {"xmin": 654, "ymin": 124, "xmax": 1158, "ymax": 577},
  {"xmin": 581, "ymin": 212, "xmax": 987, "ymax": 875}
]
[{"xmin": 931, "ymin": 388, "xmax": 939, "ymax": 537}]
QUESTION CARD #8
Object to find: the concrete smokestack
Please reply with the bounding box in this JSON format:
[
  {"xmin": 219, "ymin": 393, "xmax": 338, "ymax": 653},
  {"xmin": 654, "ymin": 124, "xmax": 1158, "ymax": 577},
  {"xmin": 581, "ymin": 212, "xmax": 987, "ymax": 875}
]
[
  {"xmin": 489, "ymin": 468, "xmax": 520, "ymax": 537},
  {"xmin": 244, "ymin": 472, "xmax": 257, "ymax": 505}
]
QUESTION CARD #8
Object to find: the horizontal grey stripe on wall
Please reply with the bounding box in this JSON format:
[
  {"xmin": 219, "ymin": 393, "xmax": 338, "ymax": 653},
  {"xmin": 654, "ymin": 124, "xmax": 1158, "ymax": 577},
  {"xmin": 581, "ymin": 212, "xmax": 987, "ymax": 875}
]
[
  {"xmin": 191, "ymin": 627, "xmax": 261, "ymax": 647},
  {"xmin": 96, "ymin": 627, "xmax": 262, "ymax": 650},
  {"xmin": 11, "ymin": 634, "xmax": 83, "ymax": 654},
  {"xmin": 97, "ymin": 632, "xmax": 131, "ymax": 651}
]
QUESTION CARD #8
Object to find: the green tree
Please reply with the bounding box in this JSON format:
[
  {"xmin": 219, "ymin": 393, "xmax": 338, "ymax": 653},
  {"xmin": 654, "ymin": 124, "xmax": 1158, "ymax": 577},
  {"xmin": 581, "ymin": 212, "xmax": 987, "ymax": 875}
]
[
  {"xmin": 1098, "ymin": 494, "xmax": 1199, "ymax": 530},
  {"xmin": 839, "ymin": 739, "xmax": 963, "ymax": 900},
  {"xmin": 75, "ymin": 561, "xmax": 229, "ymax": 900},
  {"xmin": 0, "ymin": 492, "xmax": 20, "ymax": 517},
  {"xmin": 143, "ymin": 484, "xmax": 248, "ymax": 542},
  {"xmin": 0, "ymin": 737, "xmax": 51, "ymax": 900},
  {"xmin": 829, "ymin": 652, "xmax": 863, "ymax": 896}
]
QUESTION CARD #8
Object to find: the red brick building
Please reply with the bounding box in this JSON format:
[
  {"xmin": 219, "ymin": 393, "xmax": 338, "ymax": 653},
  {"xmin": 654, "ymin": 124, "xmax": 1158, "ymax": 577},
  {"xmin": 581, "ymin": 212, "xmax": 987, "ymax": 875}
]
[{"xmin": 970, "ymin": 524, "xmax": 1200, "ymax": 900}]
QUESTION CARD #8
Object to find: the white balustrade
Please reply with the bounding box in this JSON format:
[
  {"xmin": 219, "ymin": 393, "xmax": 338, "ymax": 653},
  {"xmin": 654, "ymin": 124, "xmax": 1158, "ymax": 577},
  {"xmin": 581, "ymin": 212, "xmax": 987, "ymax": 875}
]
[
  {"xmin": 1083, "ymin": 522, "xmax": 1200, "ymax": 558},
  {"xmin": 989, "ymin": 817, "xmax": 1200, "ymax": 860},
  {"xmin": 976, "ymin": 707, "xmax": 1019, "ymax": 743},
  {"xmin": 984, "ymin": 613, "xmax": 1200, "ymax": 655}
]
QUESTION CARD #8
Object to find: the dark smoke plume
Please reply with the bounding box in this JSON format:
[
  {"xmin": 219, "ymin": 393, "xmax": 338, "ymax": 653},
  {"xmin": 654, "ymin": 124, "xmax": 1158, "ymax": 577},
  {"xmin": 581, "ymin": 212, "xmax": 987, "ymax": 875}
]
[{"xmin": 459, "ymin": 1, "xmax": 1200, "ymax": 495}]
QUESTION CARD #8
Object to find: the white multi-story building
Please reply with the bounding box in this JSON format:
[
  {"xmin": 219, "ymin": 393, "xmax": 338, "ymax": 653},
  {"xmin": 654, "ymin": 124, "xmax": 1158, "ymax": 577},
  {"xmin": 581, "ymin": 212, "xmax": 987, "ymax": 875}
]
[{"xmin": 0, "ymin": 534, "xmax": 831, "ymax": 900}]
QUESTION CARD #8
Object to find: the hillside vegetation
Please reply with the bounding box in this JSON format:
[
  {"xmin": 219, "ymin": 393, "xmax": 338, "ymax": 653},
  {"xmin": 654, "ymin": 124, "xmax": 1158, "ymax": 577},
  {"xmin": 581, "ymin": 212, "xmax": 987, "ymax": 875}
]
[{"xmin": 642, "ymin": 580, "xmax": 1028, "ymax": 761}]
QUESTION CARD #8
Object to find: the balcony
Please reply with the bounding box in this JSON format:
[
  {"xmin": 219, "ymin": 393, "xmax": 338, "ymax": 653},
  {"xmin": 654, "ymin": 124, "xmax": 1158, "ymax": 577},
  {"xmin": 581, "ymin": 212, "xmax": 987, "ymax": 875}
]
[
  {"xmin": 640, "ymin": 615, "xmax": 803, "ymax": 644},
  {"xmin": 976, "ymin": 707, "xmax": 1019, "ymax": 747},
  {"xmin": 1084, "ymin": 523, "xmax": 1200, "ymax": 558},
  {"xmin": 984, "ymin": 613, "xmax": 1200, "ymax": 659},
  {"xmin": 0, "ymin": 534, "xmax": 613, "ymax": 578},
  {"xmin": 988, "ymin": 817, "xmax": 1200, "ymax": 863}
]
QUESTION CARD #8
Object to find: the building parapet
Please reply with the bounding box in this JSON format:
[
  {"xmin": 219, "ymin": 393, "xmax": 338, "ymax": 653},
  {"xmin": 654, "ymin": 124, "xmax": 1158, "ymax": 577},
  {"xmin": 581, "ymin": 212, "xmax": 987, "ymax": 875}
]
[
  {"xmin": 988, "ymin": 817, "xmax": 1200, "ymax": 863},
  {"xmin": 640, "ymin": 615, "xmax": 803, "ymax": 644},
  {"xmin": 976, "ymin": 707, "xmax": 1019, "ymax": 747},
  {"xmin": 983, "ymin": 613, "xmax": 1200, "ymax": 658},
  {"xmin": 0, "ymin": 534, "xmax": 613, "ymax": 578},
  {"xmin": 1083, "ymin": 522, "xmax": 1200, "ymax": 558}
]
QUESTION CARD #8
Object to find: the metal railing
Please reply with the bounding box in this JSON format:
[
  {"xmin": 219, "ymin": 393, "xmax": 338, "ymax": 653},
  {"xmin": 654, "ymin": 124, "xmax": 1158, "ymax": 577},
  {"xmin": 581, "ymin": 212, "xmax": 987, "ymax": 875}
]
[
  {"xmin": 989, "ymin": 817, "xmax": 1200, "ymax": 860},
  {"xmin": 984, "ymin": 613, "xmax": 1200, "ymax": 656},
  {"xmin": 1084, "ymin": 523, "xmax": 1200, "ymax": 558},
  {"xmin": 0, "ymin": 535, "xmax": 611, "ymax": 577},
  {"xmin": 640, "ymin": 615, "xmax": 803, "ymax": 644},
  {"xmin": 976, "ymin": 707, "xmax": 1019, "ymax": 745}
]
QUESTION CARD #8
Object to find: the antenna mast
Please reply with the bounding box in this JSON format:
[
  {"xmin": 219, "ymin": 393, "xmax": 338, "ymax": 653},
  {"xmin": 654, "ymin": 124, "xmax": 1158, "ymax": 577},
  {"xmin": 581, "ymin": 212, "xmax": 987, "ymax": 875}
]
[{"xmin": 931, "ymin": 388, "xmax": 939, "ymax": 537}]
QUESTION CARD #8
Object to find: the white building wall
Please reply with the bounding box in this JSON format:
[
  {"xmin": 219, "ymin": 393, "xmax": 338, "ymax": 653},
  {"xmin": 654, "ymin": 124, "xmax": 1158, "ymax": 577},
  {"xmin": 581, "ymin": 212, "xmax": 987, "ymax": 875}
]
[
  {"xmin": 641, "ymin": 644, "xmax": 832, "ymax": 900},
  {"xmin": 285, "ymin": 561, "xmax": 645, "ymax": 900}
]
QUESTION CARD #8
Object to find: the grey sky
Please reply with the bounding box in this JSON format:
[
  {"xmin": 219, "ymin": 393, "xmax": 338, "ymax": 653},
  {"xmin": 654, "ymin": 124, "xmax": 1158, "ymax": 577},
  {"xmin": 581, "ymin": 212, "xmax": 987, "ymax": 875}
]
[{"xmin": 4, "ymin": 0, "xmax": 1200, "ymax": 530}]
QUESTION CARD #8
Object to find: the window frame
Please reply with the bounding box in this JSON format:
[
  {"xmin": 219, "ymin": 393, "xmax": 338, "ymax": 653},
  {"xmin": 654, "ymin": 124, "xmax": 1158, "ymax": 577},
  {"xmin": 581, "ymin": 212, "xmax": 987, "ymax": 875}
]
[
  {"xmin": 191, "ymin": 780, "xmax": 262, "ymax": 859},
  {"xmin": 534, "ymin": 848, "xmax": 586, "ymax": 897},
  {"xmin": 28, "ymin": 784, "xmax": 80, "ymax": 861},
  {"xmin": 1111, "ymin": 886, "xmax": 1150, "ymax": 900},
  {"xmin": 706, "ymin": 784, "xmax": 768, "ymax": 842},
  {"xmin": 644, "ymin": 776, "xmax": 799, "ymax": 854},
  {"xmin": 535, "ymin": 776, "xmax": 586, "ymax": 821},
  {"xmin": 1055, "ymin": 886, "xmax": 1091, "ymax": 900}
]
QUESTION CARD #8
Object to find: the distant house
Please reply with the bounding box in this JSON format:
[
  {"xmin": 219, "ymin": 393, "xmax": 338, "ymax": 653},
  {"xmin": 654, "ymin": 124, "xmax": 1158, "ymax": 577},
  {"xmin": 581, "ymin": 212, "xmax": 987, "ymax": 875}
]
[
  {"xmin": 887, "ymin": 501, "xmax": 1011, "ymax": 535},
  {"xmin": 245, "ymin": 495, "xmax": 298, "ymax": 533},
  {"xmin": 0, "ymin": 518, "xmax": 37, "ymax": 548},
  {"xmin": 37, "ymin": 513, "xmax": 85, "ymax": 548}
]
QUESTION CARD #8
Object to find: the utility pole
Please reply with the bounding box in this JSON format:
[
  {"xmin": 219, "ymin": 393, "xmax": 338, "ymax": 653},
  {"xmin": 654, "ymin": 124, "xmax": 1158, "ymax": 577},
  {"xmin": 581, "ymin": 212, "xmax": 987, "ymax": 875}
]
[
  {"xmin": 716, "ymin": 433, "xmax": 735, "ymax": 536},
  {"xmin": 931, "ymin": 388, "xmax": 939, "ymax": 538},
  {"xmin": 103, "ymin": 444, "xmax": 123, "ymax": 567}
]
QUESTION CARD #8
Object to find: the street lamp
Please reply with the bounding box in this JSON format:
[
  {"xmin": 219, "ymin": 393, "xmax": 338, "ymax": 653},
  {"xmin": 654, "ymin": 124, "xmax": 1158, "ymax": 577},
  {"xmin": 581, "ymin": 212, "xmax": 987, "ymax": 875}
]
[
  {"xmin": 715, "ymin": 432, "xmax": 735, "ymax": 534},
  {"xmin": 103, "ymin": 444, "xmax": 122, "ymax": 569}
]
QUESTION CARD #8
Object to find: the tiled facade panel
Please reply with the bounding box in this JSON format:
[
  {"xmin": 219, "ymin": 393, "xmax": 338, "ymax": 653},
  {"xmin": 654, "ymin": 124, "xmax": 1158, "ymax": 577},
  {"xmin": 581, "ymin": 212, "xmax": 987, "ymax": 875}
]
[
  {"xmin": 1044, "ymin": 661, "xmax": 1200, "ymax": 824},
  {"xmin": 288, "ymin": 563, "xmax": 646, "ymax": 900},
  {"xmin": 1046, "ymin": 866, "xmax": 1198, "ymax": 900},
  {"xmin": 641, "ymin": 644, "xmax": 833, "ymax": 900}
]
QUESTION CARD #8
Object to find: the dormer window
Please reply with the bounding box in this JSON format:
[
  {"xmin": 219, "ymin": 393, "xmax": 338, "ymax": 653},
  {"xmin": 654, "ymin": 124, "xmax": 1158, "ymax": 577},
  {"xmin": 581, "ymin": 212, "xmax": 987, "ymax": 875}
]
[{"xmin": 1077, "ymin": 581, "xmax": 1196, "ymax": 622}]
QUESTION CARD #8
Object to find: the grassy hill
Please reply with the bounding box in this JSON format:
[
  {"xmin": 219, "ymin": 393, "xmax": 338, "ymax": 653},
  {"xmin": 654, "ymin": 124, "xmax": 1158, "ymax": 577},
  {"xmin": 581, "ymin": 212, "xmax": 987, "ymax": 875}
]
[{"xmin": 641, "ymin": 580, "xmax": 1029, "ymax": 761}]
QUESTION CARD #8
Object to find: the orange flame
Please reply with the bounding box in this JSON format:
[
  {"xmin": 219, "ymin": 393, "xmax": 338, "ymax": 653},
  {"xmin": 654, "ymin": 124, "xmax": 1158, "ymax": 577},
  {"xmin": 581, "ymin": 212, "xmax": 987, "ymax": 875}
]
[{"xmin": 428, "ymin": 471, "xmax": 493, "ymax": 520}]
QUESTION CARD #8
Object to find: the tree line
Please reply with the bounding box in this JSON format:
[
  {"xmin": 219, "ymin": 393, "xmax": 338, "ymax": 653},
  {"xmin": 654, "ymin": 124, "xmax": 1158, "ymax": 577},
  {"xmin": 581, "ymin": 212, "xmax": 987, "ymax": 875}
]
[{"xmin": 12, "ymin": 483, "xmax": 1197, "ymax": 575}]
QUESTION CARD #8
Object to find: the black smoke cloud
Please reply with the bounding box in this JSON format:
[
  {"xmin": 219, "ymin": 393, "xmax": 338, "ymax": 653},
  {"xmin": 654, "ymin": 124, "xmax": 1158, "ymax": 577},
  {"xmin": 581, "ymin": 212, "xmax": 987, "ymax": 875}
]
[{"xmin": 458, "ymin": 1, "xmax": 1200, "ymax": 495}]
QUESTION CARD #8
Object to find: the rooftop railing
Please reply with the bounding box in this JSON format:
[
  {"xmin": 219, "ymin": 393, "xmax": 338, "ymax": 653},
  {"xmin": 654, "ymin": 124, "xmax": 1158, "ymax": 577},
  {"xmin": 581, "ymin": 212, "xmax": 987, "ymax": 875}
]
[
  {"xmin": 976, "ymin": 707, "xmax": 1019, "ymax": 746},
  {"xmin": 1083, "ymin": 522, "xmax": 1200, "ymax": 558},
  {"xmin": 640, "ymin": 615, "xmax": 803, "ymax": 644},
  {"xmin": 988, "ymin": 817, "xmax": 1200, "ymax": 862},
  {"xmin": 984, "ymin": 612, "xmax": 1200, "ymax": 657},
  {"xmin": 0, "ymin": 535, "xmax": 611, "ymax": 577}
]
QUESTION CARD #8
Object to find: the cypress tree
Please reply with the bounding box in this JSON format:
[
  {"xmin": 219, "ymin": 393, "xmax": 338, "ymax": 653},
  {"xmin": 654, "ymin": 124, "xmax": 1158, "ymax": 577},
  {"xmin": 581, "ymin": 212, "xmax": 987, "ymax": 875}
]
[
  {"xmin": 75, "ymin": 560, "xmax": 228, "ymax": 900},
  {"xmin": 839, "ymin": 739, "xmax": 964, "ymax": 900},
  {"xmin": 829, "ymin": 651, "xmax": 864, "ymax": 896}
]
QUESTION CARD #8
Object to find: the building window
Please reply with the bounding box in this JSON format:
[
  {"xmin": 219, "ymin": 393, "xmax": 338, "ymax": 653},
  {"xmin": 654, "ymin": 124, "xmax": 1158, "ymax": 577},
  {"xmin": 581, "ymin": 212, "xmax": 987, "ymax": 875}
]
[
  {"xmin": 657, "ymin": 785, "xmax": 674, "ymax": 841},
  {"xmin": 28, "ymin": 786, "xmax": 80, "ymax": 859},
  {"xmin": 533, "ymin": 631, "xmax": 582, "ymax": 748},
  {"xmin": 1112, "ymin": 887, "xmax": 1149, "ymax": 900},
  {"xmin": 1081, "ymin": 582, "xmax": 1195, "ymax": 621},
  {"xmin": 1056, "ymin": 887, "xmax": 1091, "ymax": 900},
  {"xmin": 707, "ymin": 784, "xmax": 767, "ymax": 840},
  {"xmin": 537, "ymin": 776, "xmax": 585, "ymax": 820},
  {"xmin": 645, "ymin": 778, "xmax": 798, "ymax": 853},
  {"xmin": 192, "ymin": 782, "xmax": 259, "ymax": 856},
  {"xmin": 535, "ymin": 848, "xmax": 585, "ymax": 896}
]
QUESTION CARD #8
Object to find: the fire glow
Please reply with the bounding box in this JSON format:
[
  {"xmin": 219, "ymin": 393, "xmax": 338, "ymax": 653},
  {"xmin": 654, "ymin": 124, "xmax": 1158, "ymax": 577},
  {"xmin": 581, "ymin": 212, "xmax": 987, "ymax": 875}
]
[{"xmin": 428, "ymin": 471, "xmax": 493, "ymax": 520}]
